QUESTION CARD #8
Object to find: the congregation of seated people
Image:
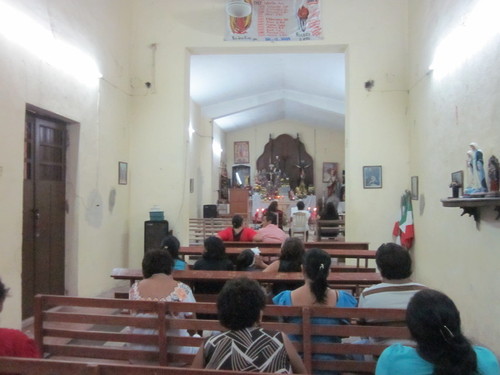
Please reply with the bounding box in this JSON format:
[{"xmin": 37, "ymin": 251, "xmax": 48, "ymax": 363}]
[{"xmin": 2, "ymin": 239, "xmax": 499, "ymax": 375}]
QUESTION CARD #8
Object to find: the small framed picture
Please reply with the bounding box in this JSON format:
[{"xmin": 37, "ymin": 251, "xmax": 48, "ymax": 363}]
[
  {"xmin": 411, "ymin": 176, "xmax": 419, "ymax": 200},
  {"xmin": 322, "ymin": 162, "xmax": 339, "ymax": 183},
  {"xmin": 118, "ymin": 162, "xmax": 128, "ymax": 185},
  {"xmin": 363, "ymin": 165, "xmax": 382, "ymax": 189},
  {"xmin": 234, "ymin": 141, "xmax": 249, "ymax": 164}
]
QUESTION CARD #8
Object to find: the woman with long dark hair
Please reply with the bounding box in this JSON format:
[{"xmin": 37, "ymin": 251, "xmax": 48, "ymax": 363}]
[
  {"xmin": 376, "ymin": 289, "xmax": 499, "ymax": 375},
  {"xmin": 263, "ymin": 237, "xmax": 306, "ymax": 296},
  {"xmin": 273, "ymin": 248, "xmax": 357, "ymax": 374}
]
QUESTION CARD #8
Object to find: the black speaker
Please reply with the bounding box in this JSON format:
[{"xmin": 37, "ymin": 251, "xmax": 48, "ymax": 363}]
[
  {"xmin": 203, "ymin": 204, "xmax": 218, "ymax": 218},
  {"xmin": 144, "ymin": 220, "xmax": 169, "ymax": 253}
]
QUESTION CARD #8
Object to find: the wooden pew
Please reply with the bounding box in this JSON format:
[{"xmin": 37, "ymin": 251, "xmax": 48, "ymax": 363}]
[
  {"xmin": 316, "ymin": 220, "xmax": 345, "ymax": 241},
  {"xmin": 0, "ymin": 357, "xmax": 275, "ymax": 375},
  {"xmin": 180, "ymin": 246, "xmax": 376, "ymax": 268},
  {"xmin": 33, "ymin": 294, "xmax": 411, "ymax": 374},
  {"xmin": 223, "ymin": 240, "xmax": 370, "ymax": 250},
  {"xmin": 111, "ymin": 268, "xmax": 380, "ymax": 297}
]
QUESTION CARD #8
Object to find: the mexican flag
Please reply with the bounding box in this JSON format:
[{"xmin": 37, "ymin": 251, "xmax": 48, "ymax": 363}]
[{"xmin": 392, "ymin": 191, "xmax": 414, "ymax": 249}]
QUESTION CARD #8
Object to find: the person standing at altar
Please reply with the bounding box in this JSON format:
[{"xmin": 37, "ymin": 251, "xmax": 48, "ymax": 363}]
[{"xmin": 253, "ymin": 212, "xmax": 287, "ymax": 243}]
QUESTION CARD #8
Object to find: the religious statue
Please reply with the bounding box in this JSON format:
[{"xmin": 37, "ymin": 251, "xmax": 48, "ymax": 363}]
[
  {"xmin": 488, "ymin": 155, "xmax": 500, "ymax": 193},
  {"xmin": 294, "ymin": 160, "xmax": 310, "ymax": 197},
  {"xmin": 464, "ymin": 142, "xmax": 488, "ymax": 195}
]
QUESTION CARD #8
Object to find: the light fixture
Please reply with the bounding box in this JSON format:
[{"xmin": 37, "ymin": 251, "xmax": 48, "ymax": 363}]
[
  {"xmin": 226, "ymin": 0, "xmax": 252, "ymax": 18},
  {"xmin": 0, "ymin": 0, "xmax": 102, "ymax": 86}
]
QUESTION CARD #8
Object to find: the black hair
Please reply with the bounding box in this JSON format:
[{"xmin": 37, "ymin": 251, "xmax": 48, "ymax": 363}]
[
  {"xmin": 406, "ymin": 289, "xmax": 478, "ymax": 375},
  {"xmin": 142, "ymin": 249, "xmax": 173, "ymax": 278},
  {"xmin": 265, "ymin": 211, "xmax": 277, "ymax": 225},
  {"xmin": 236, "ymin": 249, "xmax": 254, "ymax": 271},
  {"xmin": 267, "ymin": 201, "xmax": 278, "ymax": 212},
  {"xmin": 217, "ymin": 277, "xmax": 265, "ymax": 330},
  {"xmin": 321, "ymin": 202, "xmax": 339, "ymax": 220},
  {"xmin": 0, "ymin": 278, "xmax": 9, "ymax": 304},
  {"xmin": 376, "ymin": 242, "xmax": 412, "ymax": 280},
  {"xmin": 280, "ymin": 237, "xmax": 305, "ymax": 268},
  {"xmin": 297, "ymin": 201, "xmax": 305, "ymax": 210},
  {"xmin": 203, "ymin": 236, "xmax": 227, "ymax": 260},
  {"xmin": 232, "ymin": 215, "xmax": 243, "ymax": 229},
  {"xmin": 160, "ymin": 235, "xmax": 180, "ymax": 260},
  {"xmin": 304, "ymin": 248, "xmax": 331, "ymax": 304}
]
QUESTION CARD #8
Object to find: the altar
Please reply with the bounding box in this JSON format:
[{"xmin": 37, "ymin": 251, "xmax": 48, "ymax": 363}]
[{"xmin": 251, "ymin": 193, "xmax": 317, "ymax": 221}]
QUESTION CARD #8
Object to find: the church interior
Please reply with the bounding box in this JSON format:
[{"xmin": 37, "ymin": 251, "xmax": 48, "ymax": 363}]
[{"xmin": 0, "ymin": 0, "xmax": 499, "ymax": 360}]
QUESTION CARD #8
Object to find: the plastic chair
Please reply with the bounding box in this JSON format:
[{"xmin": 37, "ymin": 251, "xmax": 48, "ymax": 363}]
[{"xmin": 289, "ymin": 211, "xmax": 309, "ymax": 241}]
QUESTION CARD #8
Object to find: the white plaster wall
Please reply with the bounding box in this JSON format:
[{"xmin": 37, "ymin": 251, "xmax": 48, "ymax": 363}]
[
  {"xmin": 0, "ymin": 0, "xmax": 132, "ymax": 327},
  {"xmin": 127, "ymin": 0, "xmax": 409, "ymax": 250},
  {"xmin": 225, "ymin": 120, "xmax": 345, "ymax": 202},
  {"xmin": 408, "ymin": 0, "xmax": 500, "ymax": 353}
]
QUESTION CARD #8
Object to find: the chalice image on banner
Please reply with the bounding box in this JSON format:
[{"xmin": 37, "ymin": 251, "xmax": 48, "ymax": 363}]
[{"xmin": 226, "ymin": 0, "xmax": 252, "ymax": 34}]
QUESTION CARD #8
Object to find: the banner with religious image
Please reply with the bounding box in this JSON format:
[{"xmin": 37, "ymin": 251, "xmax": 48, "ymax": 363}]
[{"xmin": 225, "ymin": 0, "xmax": 322, "ymax": 41}]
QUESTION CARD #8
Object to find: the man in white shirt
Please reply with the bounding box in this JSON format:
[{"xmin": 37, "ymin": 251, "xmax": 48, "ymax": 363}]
[{"xmin": 359, "ymin": 242, "xmax": 426, "ymax": 309}]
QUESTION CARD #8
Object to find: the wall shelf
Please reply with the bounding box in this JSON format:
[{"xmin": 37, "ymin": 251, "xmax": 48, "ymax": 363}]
[{"xmin": 441, "ymin": 197, "xmax": 500, "ymax": 223}]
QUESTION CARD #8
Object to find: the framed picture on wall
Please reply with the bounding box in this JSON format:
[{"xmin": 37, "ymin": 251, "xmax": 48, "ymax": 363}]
[
  {"xmin": 234, "ymin": 141, "xmax": 249, "ymax": 164},
  {"xmin": 411, "ymin": 176, "xmax": 419, "ymax": 200},
  {"xmin": 118, "ymin": 162, "xmax": 128, "ymax": 185},
  {"xmin": 322, "ymin": 162, "xmax": 339, "ymax": 182},
  {"xmin": 363, "ymin": 165, "xmax": 382, "ymax": 189}
]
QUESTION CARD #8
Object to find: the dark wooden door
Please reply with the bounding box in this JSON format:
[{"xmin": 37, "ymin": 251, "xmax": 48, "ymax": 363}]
[{"xmin": 22, "ymin": 113, "xmax": 66, "ymax": 319}]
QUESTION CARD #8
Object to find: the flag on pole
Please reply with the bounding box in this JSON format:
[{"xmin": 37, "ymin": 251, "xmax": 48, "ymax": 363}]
[{"xmin": 392, "ymin": 191, "xmax": 414, "ymax": 248}]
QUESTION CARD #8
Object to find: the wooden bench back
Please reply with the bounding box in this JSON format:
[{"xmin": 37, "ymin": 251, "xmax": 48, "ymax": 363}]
[
  {"xmin": 189, "ymin": 218, "xmax": 232, "ymax": 245},
  {"xmin": 0, "ymin": 357, "xmax": 275, "ymax": 375},
  {"xmin": 34, "ymin": 294, "xmax": 410, "ymax": 374},
  {"xmin": 316, "ymin": 220, "xmax": 345, "ymax": 241},
  {"xmin": 223, "ymin": 240, "xmax": 369, "ymax": 249}
]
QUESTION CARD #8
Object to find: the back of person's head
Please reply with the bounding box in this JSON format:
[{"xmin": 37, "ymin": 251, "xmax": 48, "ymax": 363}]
[
  {"xmin": 265, "ymin": 211, "xmax": 277, "ymax": 225},
  {"xmin": 268, "ymin": 201, "xmax": 278, "ymax": 212},
  {"xmin": 0, "ymin": 278, "xmax": 9, "ymax": 309},
  {"xmin": 304, "ymin": 248, "xmax": 331, "ymax": 304},
  {"xmin": 376, "ymin": 242, "xmax": 412, "ymax": 280},
  {"xmin": 280, "ymin": 237, "xmax": 305, "ymax": 265},
  {"xmin": 160, "ymin": 235, "xmax": 180, "ymax": 260},
  {"xmin": 217, "ymin": 277, "xmax": 265, "ymax": 330},
  {"xmin": 232, "ymin": 214, "xmax": 243, "ymax": 229},
  {"xmin": 297, "ymin": 201, "xmax": 305, "ymax": 210},
  {"xmin": 406, "ymin": 289, "xmax": 477, "ymax": 375},
  {"xmin": 235, "ymin": 249, "xmax": 255, "ymax": 271},
  {"xmin": 142, "ymin": 249, "xmax": 173, "ymax": 278},
  {"xmin": 203, "ymin": 236, "xmax": 227, "ymax": 260},
  {"xmin": 323, "ymin": 202, "xmax": 338, "ymax": 219}
]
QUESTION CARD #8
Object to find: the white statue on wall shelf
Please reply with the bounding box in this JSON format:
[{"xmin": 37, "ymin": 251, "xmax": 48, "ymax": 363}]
[{"xmin": 464, "ymin": 142, "xmax": 488, "ymax": 195}]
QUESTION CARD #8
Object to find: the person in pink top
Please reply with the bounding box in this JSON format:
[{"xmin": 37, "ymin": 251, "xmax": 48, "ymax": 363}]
[
  {"xmin": 216, "ymin": 215, "xmax": 257, "ymax": 241},
  {"xmin": 253, "ymin": 212, "xmax": 288, "ymax": 243}
]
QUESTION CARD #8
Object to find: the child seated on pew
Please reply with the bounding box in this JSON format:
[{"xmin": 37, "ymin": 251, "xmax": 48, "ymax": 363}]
[
  {"xmin": 0, "ymin": 278, "xmax": 40, "ymax": 359},
  {"xmin": 191, "ymin": 277, "xmax": 306, "ymax": 373},
  {"xmin": 235, "ymin": 249, "xmax": 267, "ymax": 271},
  {"xmin": 160, "ymin": 235, "xmax": 187, "ymax": 270}
]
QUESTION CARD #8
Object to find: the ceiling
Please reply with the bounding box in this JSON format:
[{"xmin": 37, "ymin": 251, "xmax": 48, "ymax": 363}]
[{"xmin": 189, "ymin": 53, "xmax": 346, "ymax": 132}]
